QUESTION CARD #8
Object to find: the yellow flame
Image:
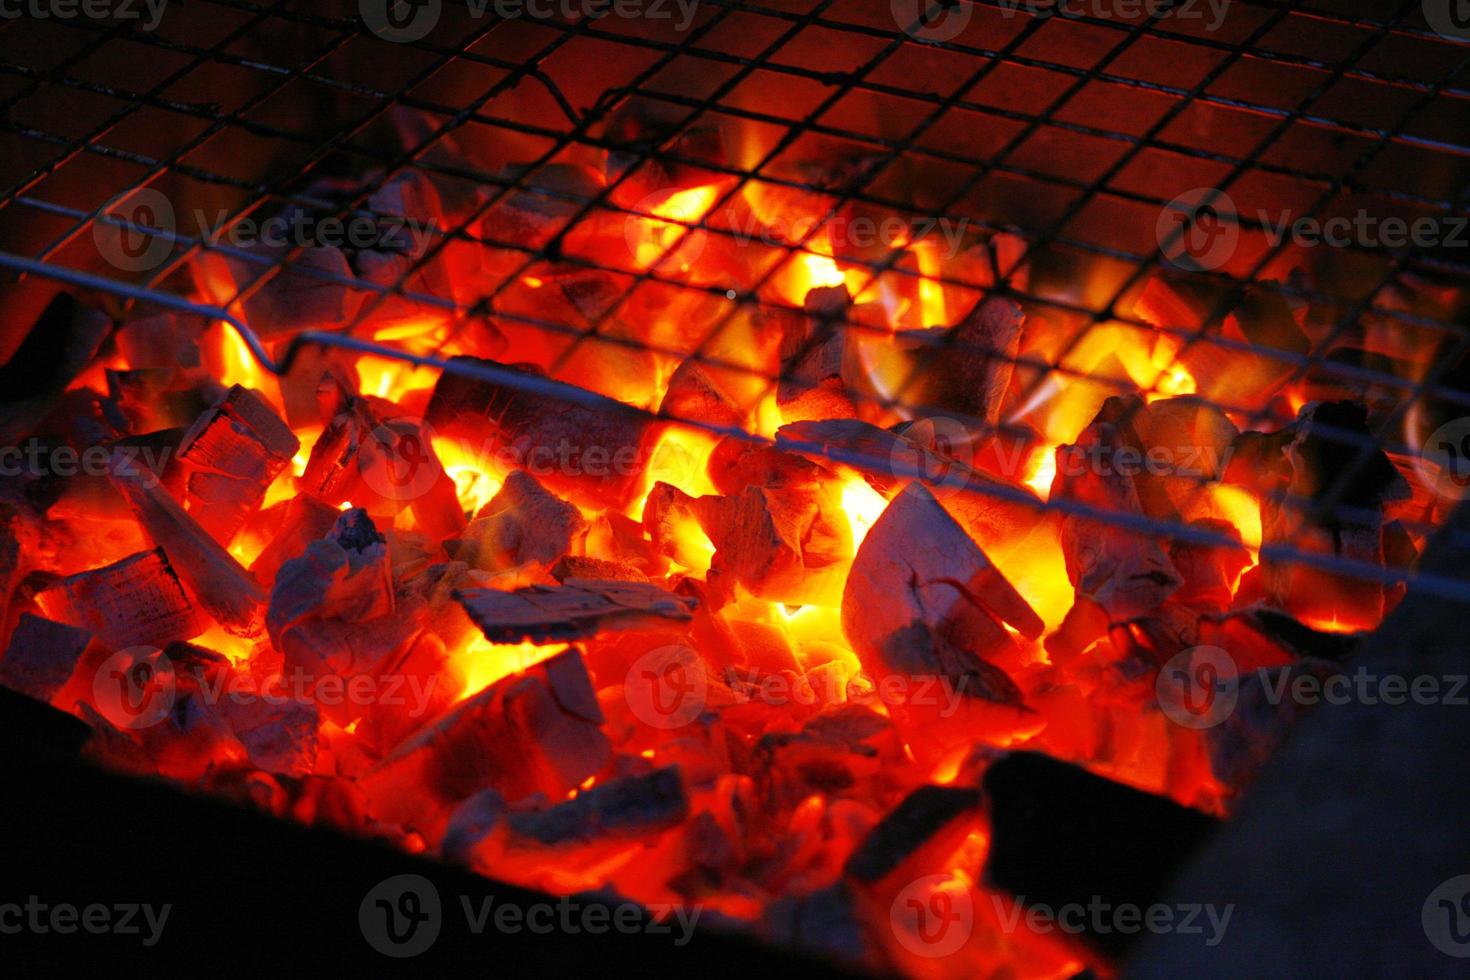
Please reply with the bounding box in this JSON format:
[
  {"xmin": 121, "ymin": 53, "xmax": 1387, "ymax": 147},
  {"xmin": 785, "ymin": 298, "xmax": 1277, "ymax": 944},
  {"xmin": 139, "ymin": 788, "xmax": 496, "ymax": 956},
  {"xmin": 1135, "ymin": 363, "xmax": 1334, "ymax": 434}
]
[
  {"xmin": 636, "ymin": 185, "xmax": 721, "ymax": 270},
  {"xmin": 431, "ymin": 435, "xmax": 503, "ymax": 516},
  {"xmin": 454, "ymin": 638, "xmax": 559, "ymax": 701},
  {"xmin": 215, "ymin": 320, "xmax": 273, "ymax": 397},
  {"xmin": 1024, "ymin": 446, "xmax": 1058, "ymax": 499},
  {"xmin": 913, "ymin": 238, "xmax": 948, "ymax": 328},
  {"xmin": 839, "ymin": 478, "xmax": 887, "ymax": 549},
  {"xmin": 1209, "ymin": 484, "xmax": 1262, "ymax": 555}
]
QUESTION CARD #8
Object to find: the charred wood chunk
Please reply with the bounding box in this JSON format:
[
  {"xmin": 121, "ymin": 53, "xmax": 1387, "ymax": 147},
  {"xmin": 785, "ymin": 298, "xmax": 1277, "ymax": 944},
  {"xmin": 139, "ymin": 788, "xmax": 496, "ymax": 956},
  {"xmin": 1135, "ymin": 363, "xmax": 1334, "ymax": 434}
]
[
  {"xmin": 697, "ymin": 482, "xmax": 853, "ymax": 607},
  {"xmin": 777, "ymin": 418, "xmax": 1045, "ymax": 555},
  {"xmin": 549, "ymin": 555, "xmax": 649, "ymax": 584},
  {"xmin": 755, "ymin": 704, "xmax": 905, "ymax": 810},
  {"xmin": 982, "ymin": 751, "xmax": 1219, "ymax": 959},
  {"xmin": 1167, "ymin": 519, "xmax": 1252, "ymax": 616},
  {"xmin": 1050, "ymin": 399, "xmax": 1183, "ymax": 628},
  {"xmin": 1241, "ymin": 400, "xmax": 1409, "ymax": 629},
  {"xmin": 304, "ymin": 392, "xmax": 465, "ymax": 543},
  {"xmin": 507, "ymin": 766, "xmax": 687, "ymax": 848},
  {"xmin": 777, "ymin": 286, "xmax": 860, "ymax": 420},
  {"xmin": 1196, "ymin": 605, "xmax": 1359, "ymax": 671},
  {"xmin": 0, "ymin": 293, "xmax": 112, "ymax": 444},
  {"xmin": 844, "ymin": 483, "xmax": 1042, "ymax": 676},
  {"xmin": 643, "ymin": 481, "xmax": 711, "ymax": 570},
  {"xmin": 1139, "ymin": 277, "xmax": 1307, "ymax": 412},
  {"xmin": 248, "ymin": 494, "xmax": 342, "ymax": 586},
  {"xmin": 444, "ymin": 470, "xmax": 586, "ymax": 571},
  {"xmin": 110, "ymin": 455, "xmax": 266, "ymax": 636},
  {"xmin": 114, "ymin": 313, "xmax": 204, "ymax": 371},
  {"xmin": 425, "ymin": 355, "xmax": 659, "ymax": 511},
  {"xmin": 844, "ymin": 784, "xmax": 981, "ymax": 887},
  {"xmin": 107, "ymin": 368, "xmax": 215, "ymax": 432},
  {"xmin": 268, "ymin": 508, "xmax": 394, "ymax": 646},
  {"xmin": 176, "ymin": 384, "xmax": 300, "ymax": 545},
  {"xmin": 0, "ymin": 614, "xmax": 93, "ymax": 703},
  {"xmin": 216, "ymin": 686, "xmax": 320, "ymax": 777},
  {"xmin": 659, "ymin": 359, "xmax": 744, "ymax": 428},
  {"xmin": 363, "ymin": 647, "xmax": 610, "ymax": 822},
  {"xmin": 455, "ymin": 579, "xmax": 696, "ymax": 644},
  {"xmin": 192, "ymin": 242, "xmax": 364, "ymax": 337},
  {"xmin": 896, "ymin": 296, "xmax": 1024, "ymax": 425},
  {"xmin": 707, "ymin": 437, "xmax": 830, "ymax": 495},
  {"xmin": 35, "ymin": 549, "xmax": 201, "ymax": 650}
]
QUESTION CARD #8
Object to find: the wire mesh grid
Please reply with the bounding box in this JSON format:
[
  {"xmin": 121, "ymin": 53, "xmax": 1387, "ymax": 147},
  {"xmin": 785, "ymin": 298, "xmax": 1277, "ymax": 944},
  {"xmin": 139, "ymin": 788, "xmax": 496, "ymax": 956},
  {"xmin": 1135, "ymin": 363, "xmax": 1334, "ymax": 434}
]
[{"xmin": 2, "ymin": 0, "xmax": 1469, "ymax": 605}]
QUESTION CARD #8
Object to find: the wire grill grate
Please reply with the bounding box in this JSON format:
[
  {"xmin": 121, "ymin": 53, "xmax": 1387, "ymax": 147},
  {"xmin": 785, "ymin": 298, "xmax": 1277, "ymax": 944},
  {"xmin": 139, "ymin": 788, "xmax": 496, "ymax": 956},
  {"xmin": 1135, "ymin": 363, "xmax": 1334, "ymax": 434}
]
[{"xmin": 2, "ymin": 0, "xmax": 1469, "ymax": 601}]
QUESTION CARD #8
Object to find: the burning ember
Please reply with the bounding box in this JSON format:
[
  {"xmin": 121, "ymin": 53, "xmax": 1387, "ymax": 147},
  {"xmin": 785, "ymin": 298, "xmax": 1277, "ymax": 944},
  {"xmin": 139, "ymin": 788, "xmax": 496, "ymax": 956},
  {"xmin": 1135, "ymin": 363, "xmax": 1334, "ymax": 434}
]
[{"xmin": 0, "ymin": 96, "xmax": 1463, "ymax": 976}]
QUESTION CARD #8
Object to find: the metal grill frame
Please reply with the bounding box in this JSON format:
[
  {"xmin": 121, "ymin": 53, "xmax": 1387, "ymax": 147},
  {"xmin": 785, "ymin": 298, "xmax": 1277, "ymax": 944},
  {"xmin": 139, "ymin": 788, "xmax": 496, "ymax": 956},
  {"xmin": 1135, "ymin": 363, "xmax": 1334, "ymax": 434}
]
[{"xmin": 2, "ymin": 0, "xmax": 1469, "ymax": 604}]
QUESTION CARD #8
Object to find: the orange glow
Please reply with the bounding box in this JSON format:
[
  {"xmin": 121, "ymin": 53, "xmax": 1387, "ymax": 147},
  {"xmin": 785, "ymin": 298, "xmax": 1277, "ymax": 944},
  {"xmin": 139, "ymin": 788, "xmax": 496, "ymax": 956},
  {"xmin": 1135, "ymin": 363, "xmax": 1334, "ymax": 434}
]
[
  {"xmin": 454, "ymin": 638, "xmax": 560, "ymax": 701},
  {"xmin": 213, "ymin": 320, "xmax": 274, "ymax": 399},
  {"xmin": 1209, "ymin": 484, "xmax": 1263, "ymax": 555},
  {"xmin": 773, "ymin": 250, "xmax": 849, "ymax": 306},
  {"xmin": 913, "ymin": 238, "xmax": 948, "ymax": 328},
  {"xmin": 1024, "ymin": 446, "xmax": 1058, "ymax": 499},
  {"xmin": 633, "ymin": 185, "xmax": 721, "ymax": 271},
  {"xmin": 839, "ymin": 478, "xmax": 887, "ymax": 549},
  {"xmin": 47, "ymin": 129, "xmax": 1441, "ymax": 980},
  {"xmin": 432, "ymin": 435, "xmax": 503, "ymax": 515}
]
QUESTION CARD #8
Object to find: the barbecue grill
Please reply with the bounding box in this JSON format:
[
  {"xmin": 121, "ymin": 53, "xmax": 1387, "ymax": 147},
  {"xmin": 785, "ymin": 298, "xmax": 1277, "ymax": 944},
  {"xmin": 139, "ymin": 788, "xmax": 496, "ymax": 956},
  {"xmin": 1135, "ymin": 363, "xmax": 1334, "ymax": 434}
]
[{"xmin": 1, "ymin": 1, "xmax": 1468, "ymax": 975}]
